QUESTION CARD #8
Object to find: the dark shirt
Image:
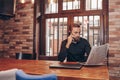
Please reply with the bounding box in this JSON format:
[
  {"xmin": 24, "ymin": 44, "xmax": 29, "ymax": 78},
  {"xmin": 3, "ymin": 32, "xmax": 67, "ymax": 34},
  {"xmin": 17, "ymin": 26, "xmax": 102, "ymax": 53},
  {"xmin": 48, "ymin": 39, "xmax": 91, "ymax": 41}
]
[{"xmin": 58, "ymin": 37, "xmax": 91, "ymax": 62}]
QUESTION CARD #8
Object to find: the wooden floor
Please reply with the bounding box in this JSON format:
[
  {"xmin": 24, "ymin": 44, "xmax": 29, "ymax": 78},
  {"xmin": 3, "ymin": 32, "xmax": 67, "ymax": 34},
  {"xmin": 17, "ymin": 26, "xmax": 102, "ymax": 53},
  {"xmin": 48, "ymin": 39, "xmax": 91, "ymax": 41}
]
[{"xmin": 0, "ymin": 58, "xmax": 109, "ymax": 80}]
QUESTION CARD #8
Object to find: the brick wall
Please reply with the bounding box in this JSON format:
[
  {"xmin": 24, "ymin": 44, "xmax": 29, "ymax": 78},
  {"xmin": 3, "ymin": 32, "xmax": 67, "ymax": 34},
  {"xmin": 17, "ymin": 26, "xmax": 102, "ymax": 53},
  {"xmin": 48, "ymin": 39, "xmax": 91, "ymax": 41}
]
[
  {"xmin": 0, "ymin": 20, "xmax": 4, "ymax": 57},
  {"xmin": 0, "ymin": 1, "xmax": 34, "ymax": 58},
  {"xmin": 109, "ymin": 0, "xmax": 120, "ymax": 80}
]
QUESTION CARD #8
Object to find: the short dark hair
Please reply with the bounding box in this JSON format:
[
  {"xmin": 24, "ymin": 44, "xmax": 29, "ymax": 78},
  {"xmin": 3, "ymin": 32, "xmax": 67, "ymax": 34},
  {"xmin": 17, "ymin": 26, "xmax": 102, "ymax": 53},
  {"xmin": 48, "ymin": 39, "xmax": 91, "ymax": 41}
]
[
  {"xmin": 72, "ymin": 23, "xmax": 81, "ymax": 28},
  {"xmin": 69, "ymin": 23, "xmax": 81, "ymax": 33}
]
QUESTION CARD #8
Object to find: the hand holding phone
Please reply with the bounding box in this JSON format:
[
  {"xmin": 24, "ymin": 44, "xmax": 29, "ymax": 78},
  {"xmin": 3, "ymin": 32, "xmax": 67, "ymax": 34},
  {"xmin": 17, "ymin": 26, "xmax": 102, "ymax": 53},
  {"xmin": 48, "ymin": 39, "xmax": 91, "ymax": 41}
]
[{"xmin": 66, "ymin": 34, "xmax": 74, "ymax": 48}]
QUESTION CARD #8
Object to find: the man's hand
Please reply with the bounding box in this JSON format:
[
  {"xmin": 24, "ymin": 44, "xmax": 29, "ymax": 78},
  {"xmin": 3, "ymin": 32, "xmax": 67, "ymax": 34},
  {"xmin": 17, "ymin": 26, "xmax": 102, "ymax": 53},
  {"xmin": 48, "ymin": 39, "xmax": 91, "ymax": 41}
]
[{"xmin": 66, "ymin": 34, "xmax": 73, "ymax": 48}]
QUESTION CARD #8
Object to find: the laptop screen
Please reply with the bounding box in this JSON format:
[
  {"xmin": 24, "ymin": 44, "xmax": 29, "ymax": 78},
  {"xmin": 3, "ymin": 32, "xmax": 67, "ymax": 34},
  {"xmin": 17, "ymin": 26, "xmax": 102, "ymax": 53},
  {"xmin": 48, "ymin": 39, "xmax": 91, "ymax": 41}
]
[{"xmin": 85, "ymin": 44, "xmax": 109, "ymax": 65}]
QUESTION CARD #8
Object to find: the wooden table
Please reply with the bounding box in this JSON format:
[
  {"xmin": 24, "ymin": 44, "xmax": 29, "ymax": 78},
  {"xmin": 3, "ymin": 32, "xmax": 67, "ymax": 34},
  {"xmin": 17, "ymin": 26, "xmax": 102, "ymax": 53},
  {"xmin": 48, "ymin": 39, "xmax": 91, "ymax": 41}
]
[{"xmin": 0, "ymin": 58, "xmax": 109, "ymax": 80}]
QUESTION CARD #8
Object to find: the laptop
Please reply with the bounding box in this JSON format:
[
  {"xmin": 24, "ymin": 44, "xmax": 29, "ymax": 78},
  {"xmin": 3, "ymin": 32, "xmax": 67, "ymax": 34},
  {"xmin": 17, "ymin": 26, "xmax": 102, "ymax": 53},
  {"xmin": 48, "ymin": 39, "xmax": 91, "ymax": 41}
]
[
  {"xmin": 82, "ymin": 44, "xmax": 109, "ymax": 66},
  {"xmin": 49, "ymin": 62, "xmax": 82, "ymax": 69},
  {"xmin": 49, "ymin": 44, "xmax": 109, "ymax": 69}
]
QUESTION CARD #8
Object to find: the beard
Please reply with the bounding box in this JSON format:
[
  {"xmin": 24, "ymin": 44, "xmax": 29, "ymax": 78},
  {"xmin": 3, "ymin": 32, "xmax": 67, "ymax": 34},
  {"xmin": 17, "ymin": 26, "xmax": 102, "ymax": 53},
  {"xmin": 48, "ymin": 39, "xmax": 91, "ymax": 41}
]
[{"xmin": 73, "ymin": 36, "xmax": 80, "ymax": 43}]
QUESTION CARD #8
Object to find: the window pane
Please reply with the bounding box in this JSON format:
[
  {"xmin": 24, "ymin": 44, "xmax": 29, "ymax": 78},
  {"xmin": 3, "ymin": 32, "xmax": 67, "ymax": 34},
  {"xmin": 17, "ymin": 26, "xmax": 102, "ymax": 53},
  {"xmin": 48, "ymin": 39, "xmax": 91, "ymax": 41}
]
[
  {"xmin": 91, "ymin": 0, "xmax": 97, "ymax": 9},
  {"xmin": 89, "ymin": 16, "xmax": 100, "ymax": 46},
  {"xmin": 46, "ymin": 18, "xmax": 68, "ymax": 56},
  {"xmin": 86, "ymin": 0, "xmax": 102, "ymax": 10},
  {"xmin": 98, "ymin": 0, "xmax": 102, "ymax": 9},
  {"xmin": 63, "ymin": 0, "xmax": 80, "ymax": 10},
  {"xmin": 45, "ymin": 0, "xmax": 58, "ymax": 14},
  {"xmin": 94, "ymin": 16, "xmax": 100, "ymax": 27}
]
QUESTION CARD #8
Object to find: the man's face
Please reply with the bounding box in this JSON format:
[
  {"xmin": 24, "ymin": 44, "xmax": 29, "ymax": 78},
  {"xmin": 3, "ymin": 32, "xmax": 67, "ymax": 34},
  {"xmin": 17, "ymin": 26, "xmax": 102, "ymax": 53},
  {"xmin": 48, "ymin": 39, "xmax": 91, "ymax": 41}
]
[{"xmin": 71, "ymin": 27, "xmax": 81, "ymax": 42}]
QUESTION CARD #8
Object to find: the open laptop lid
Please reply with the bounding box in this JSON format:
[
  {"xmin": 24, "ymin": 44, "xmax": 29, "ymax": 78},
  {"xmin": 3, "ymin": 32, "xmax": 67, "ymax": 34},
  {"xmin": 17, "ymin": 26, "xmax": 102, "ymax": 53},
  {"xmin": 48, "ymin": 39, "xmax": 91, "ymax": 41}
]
[{"xmin": 84, "ymin": 44, "xmax": 109, "ymax": 66}]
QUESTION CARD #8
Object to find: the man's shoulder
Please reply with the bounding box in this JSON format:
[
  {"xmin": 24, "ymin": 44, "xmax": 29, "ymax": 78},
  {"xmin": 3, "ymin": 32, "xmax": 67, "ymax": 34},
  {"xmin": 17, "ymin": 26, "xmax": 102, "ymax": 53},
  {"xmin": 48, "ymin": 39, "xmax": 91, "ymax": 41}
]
[
  {"xmin": 79, "ymin": 37, "xmax": 90, "ymax": 44},
  {"xmin": 80, "ymin": 37, "xmax": 88, "ymax": 41}
]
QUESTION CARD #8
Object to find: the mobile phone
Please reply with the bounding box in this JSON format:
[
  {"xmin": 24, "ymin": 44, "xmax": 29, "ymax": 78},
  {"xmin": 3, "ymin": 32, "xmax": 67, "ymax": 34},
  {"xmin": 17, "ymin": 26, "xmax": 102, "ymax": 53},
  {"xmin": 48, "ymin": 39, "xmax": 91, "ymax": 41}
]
[{"xmin": 72, "ymin": 36, "xmax": 76, "ymax": 43}]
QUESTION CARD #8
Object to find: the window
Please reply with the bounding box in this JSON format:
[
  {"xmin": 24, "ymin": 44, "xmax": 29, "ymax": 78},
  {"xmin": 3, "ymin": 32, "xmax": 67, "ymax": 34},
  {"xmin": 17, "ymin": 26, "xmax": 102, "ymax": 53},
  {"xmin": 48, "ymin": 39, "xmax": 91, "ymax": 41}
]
[
  {"xmin": 45, "ymin": 18, "xmax": 67, "ymax": 56},
  {"xmin": 38, "ymin": 0, "xmax": 108, "ymax": 59},
  {"xmin": 63, "ymin": 0, "xmax": 81, "ymax": 10},
  {"xmin": 45, "ymin": 0, "xmax": 58, "ymax": 14},
  {"xmin": 86, "ymin": 0, "xmax": 102, "ymax": 10}
]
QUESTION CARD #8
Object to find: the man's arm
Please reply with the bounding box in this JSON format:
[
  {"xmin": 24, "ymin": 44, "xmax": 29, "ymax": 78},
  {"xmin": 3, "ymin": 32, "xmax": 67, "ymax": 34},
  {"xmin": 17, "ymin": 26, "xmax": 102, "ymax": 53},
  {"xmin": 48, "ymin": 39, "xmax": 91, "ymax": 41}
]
[
  {"xmin": 58, "ymin": 34, "xmax": 73, "ymax": 62},
  {"xmin": 58, "ymin": 40, "xmax": 68, "ymax": 62},
  {"xmin": 66, "ymin": 34, "xmax": 73, "ymax": 48},
  {"xmin": 85, "ymin": 40, "xmax": 91, "ymax": 57}
]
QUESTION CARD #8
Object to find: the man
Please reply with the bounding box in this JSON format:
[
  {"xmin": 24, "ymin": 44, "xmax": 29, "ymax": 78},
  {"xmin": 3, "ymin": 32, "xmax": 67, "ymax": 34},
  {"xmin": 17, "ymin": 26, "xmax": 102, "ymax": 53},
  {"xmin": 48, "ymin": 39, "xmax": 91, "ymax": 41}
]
[{"xmin": 58, "ymin": 23, "xmax": 91, "ymax": 62}]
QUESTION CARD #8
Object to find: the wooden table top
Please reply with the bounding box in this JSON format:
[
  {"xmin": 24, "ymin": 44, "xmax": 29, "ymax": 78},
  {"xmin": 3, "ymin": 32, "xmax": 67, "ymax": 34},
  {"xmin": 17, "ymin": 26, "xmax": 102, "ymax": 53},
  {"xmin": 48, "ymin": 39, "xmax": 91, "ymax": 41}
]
[{"xmin": 0, "ymin": 58, "xmax": 109, "ymax": 80}]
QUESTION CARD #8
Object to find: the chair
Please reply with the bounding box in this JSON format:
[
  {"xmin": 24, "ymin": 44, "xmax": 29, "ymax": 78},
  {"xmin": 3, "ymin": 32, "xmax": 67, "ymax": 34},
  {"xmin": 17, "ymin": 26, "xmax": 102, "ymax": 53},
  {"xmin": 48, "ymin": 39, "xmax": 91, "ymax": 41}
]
[
  {"xmin": 16, "ymin": 53, "xmax": 32, "ymax": 60},
  {"xmin": 16, "ymin": 70, "xmax": 57, "ymax": 80},
  {"xmin": 0, "ymin": 68, "xmax": 18, "ymax": 80}
]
